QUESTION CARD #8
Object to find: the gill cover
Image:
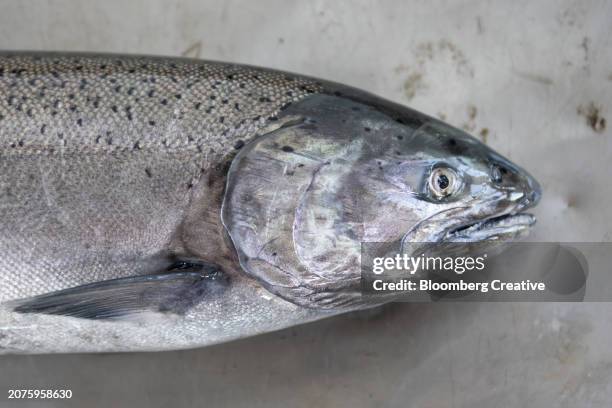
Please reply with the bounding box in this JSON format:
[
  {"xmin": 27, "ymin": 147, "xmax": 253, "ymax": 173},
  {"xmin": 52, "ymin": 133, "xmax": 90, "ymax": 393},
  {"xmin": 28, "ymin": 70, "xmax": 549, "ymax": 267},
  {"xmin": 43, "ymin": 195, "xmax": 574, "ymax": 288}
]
[{"xmin": 222, "ymin": 95, "xmax": 409, "ymax": 309}]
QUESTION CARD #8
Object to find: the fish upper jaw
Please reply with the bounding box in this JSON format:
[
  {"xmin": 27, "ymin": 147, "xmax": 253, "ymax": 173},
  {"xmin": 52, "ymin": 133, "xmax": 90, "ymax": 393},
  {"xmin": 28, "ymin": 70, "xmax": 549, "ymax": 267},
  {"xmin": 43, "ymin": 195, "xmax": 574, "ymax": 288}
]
[
  {"xmin": 401, "ymin": 205, "xmax": 537, "ymax": 247},
  {"xmin": 442, "ymin": 212, "xmax": 536, "ymax": 242}
]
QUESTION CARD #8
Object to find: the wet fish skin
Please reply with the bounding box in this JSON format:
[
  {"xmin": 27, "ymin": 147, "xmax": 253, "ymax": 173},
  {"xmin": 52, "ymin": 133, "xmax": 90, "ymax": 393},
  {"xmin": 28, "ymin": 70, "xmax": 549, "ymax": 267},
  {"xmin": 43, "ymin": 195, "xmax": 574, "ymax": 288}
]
[
  {"xmin": 0, "ymin": 52, "xmax": 541, "ymax": 353},
  {"xmin": 0, "ymin": 52, "xmax": 322, "ymax": 301},
  {"xmin": 0, "ymin": 52, "xmax": 334, "ymax": 353}
]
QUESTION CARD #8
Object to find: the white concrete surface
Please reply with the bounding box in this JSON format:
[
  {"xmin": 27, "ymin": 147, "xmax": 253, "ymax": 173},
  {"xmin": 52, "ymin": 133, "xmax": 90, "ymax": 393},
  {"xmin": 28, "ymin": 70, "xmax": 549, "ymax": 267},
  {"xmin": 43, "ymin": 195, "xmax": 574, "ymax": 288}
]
[{"xmin": 0, "ymin": 0, "xmax": 611, "ymax": 406}]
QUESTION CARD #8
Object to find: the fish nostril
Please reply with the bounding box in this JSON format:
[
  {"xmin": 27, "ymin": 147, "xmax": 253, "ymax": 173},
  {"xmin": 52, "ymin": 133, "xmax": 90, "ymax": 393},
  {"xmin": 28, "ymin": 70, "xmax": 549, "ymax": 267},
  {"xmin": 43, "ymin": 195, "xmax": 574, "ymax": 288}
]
[
  {"xmin": 491, "ymin": 164, "xmax": 503, "ymax": 183},
  {"xmin": 490, "ymin": 164, "xmax": 507, "ymax": 183},
  {"xmin": 489, "ymin": 158, "xmax": 542, "ymax": 208}
]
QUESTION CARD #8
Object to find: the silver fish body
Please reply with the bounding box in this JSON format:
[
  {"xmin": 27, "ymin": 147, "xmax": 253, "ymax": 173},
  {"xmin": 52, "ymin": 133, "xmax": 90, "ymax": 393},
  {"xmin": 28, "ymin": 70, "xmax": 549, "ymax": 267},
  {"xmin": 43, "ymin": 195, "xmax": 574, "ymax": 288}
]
[{"xmin": 0, "ymin": 53, "xmax": 541, "ymax": 353}]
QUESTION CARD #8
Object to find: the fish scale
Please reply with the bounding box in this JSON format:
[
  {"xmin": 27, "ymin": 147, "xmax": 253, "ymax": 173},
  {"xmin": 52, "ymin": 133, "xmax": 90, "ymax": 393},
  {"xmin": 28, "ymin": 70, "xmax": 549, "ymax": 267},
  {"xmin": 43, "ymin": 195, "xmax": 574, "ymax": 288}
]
[
  {"xmin": 0, "ymin": 53, "xmax": 321, "ymax": 155},
  {"xmin": 0, "ymin": 53, "xmax": 321, "ymax": 301}
]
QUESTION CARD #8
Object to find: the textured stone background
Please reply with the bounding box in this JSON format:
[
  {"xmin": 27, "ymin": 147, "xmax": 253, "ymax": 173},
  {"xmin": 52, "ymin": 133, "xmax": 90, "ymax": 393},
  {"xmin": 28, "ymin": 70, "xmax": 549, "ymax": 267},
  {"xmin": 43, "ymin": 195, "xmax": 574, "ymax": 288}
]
[{"xmin": 0, "ymin": 0, "xmax": 611, "ymax": 407}]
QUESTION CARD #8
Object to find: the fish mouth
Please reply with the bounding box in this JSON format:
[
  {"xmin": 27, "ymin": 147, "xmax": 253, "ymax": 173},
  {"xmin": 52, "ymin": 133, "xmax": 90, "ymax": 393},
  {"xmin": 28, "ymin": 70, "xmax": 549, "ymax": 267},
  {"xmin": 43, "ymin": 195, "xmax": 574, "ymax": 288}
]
[
  {"xmin": 442, "ymin": 212, "xmax": 536, "ymax": 242},
  {"xmin": 400, "ymin": 206, "xmax": 538, "ymax": 250}
]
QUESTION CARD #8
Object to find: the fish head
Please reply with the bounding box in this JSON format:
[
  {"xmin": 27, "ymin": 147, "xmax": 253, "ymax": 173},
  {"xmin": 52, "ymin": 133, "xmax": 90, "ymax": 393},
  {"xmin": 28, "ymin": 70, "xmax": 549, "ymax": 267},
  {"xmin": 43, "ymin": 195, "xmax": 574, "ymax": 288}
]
[
  {"xmin": 222, "ymin": 94, "xmax": 541, "ymax": 309},
  {"xmin": 359, "ymin": 119, "xmax": 542, "ymax": 245}
]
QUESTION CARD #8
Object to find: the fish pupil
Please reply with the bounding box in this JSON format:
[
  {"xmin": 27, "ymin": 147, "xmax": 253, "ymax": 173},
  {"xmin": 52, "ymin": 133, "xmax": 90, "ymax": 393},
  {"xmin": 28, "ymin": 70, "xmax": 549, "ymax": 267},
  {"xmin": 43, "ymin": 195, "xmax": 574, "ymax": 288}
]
[{"xmin": 437, "ymin": 174, "xmax": 450, "ymax": 190}]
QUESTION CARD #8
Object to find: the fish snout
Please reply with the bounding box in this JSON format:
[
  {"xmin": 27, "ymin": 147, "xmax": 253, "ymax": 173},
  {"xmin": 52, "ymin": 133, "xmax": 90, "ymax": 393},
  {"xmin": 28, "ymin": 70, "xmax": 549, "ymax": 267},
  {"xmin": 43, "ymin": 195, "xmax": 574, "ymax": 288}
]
[
  {"xmin": 522, "ymin": 173, "xmax": 542, "ymax": 209},
  {"xmin": 490, "ymin": 157, "xmax": 542, "ymax": 211}
]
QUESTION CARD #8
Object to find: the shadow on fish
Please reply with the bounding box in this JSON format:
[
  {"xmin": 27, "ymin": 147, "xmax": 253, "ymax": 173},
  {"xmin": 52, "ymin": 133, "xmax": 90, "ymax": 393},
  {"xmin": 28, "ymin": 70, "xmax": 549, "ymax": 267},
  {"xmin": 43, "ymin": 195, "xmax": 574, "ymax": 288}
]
[{"xmin": 0, "ymin": 52, "xmax": 541, "ymax": 353}]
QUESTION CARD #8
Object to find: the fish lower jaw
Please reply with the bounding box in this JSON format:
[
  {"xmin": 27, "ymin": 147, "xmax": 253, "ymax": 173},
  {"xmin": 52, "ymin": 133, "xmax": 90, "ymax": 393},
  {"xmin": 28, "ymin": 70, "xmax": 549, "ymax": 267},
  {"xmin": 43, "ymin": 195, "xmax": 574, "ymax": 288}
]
[{"xmin": 442, "ymin": 213, "xmax": 536, "ymax": 242}]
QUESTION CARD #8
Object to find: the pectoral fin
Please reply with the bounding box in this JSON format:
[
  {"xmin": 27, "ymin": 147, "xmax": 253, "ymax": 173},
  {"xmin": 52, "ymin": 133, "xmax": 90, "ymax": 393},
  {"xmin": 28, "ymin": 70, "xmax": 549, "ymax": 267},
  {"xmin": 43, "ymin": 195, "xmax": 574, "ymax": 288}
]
[{"xmin": 10, "ymin": 263, "xmax": 228, "ymax": 320}]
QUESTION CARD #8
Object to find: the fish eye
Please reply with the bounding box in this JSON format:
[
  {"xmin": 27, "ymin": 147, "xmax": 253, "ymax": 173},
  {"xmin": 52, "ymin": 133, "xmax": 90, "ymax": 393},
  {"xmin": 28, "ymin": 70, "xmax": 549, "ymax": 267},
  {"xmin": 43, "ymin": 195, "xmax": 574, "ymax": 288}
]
[{"xmin": 429, "ymin": 167, "xmax": 458, "ymax": 198}]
